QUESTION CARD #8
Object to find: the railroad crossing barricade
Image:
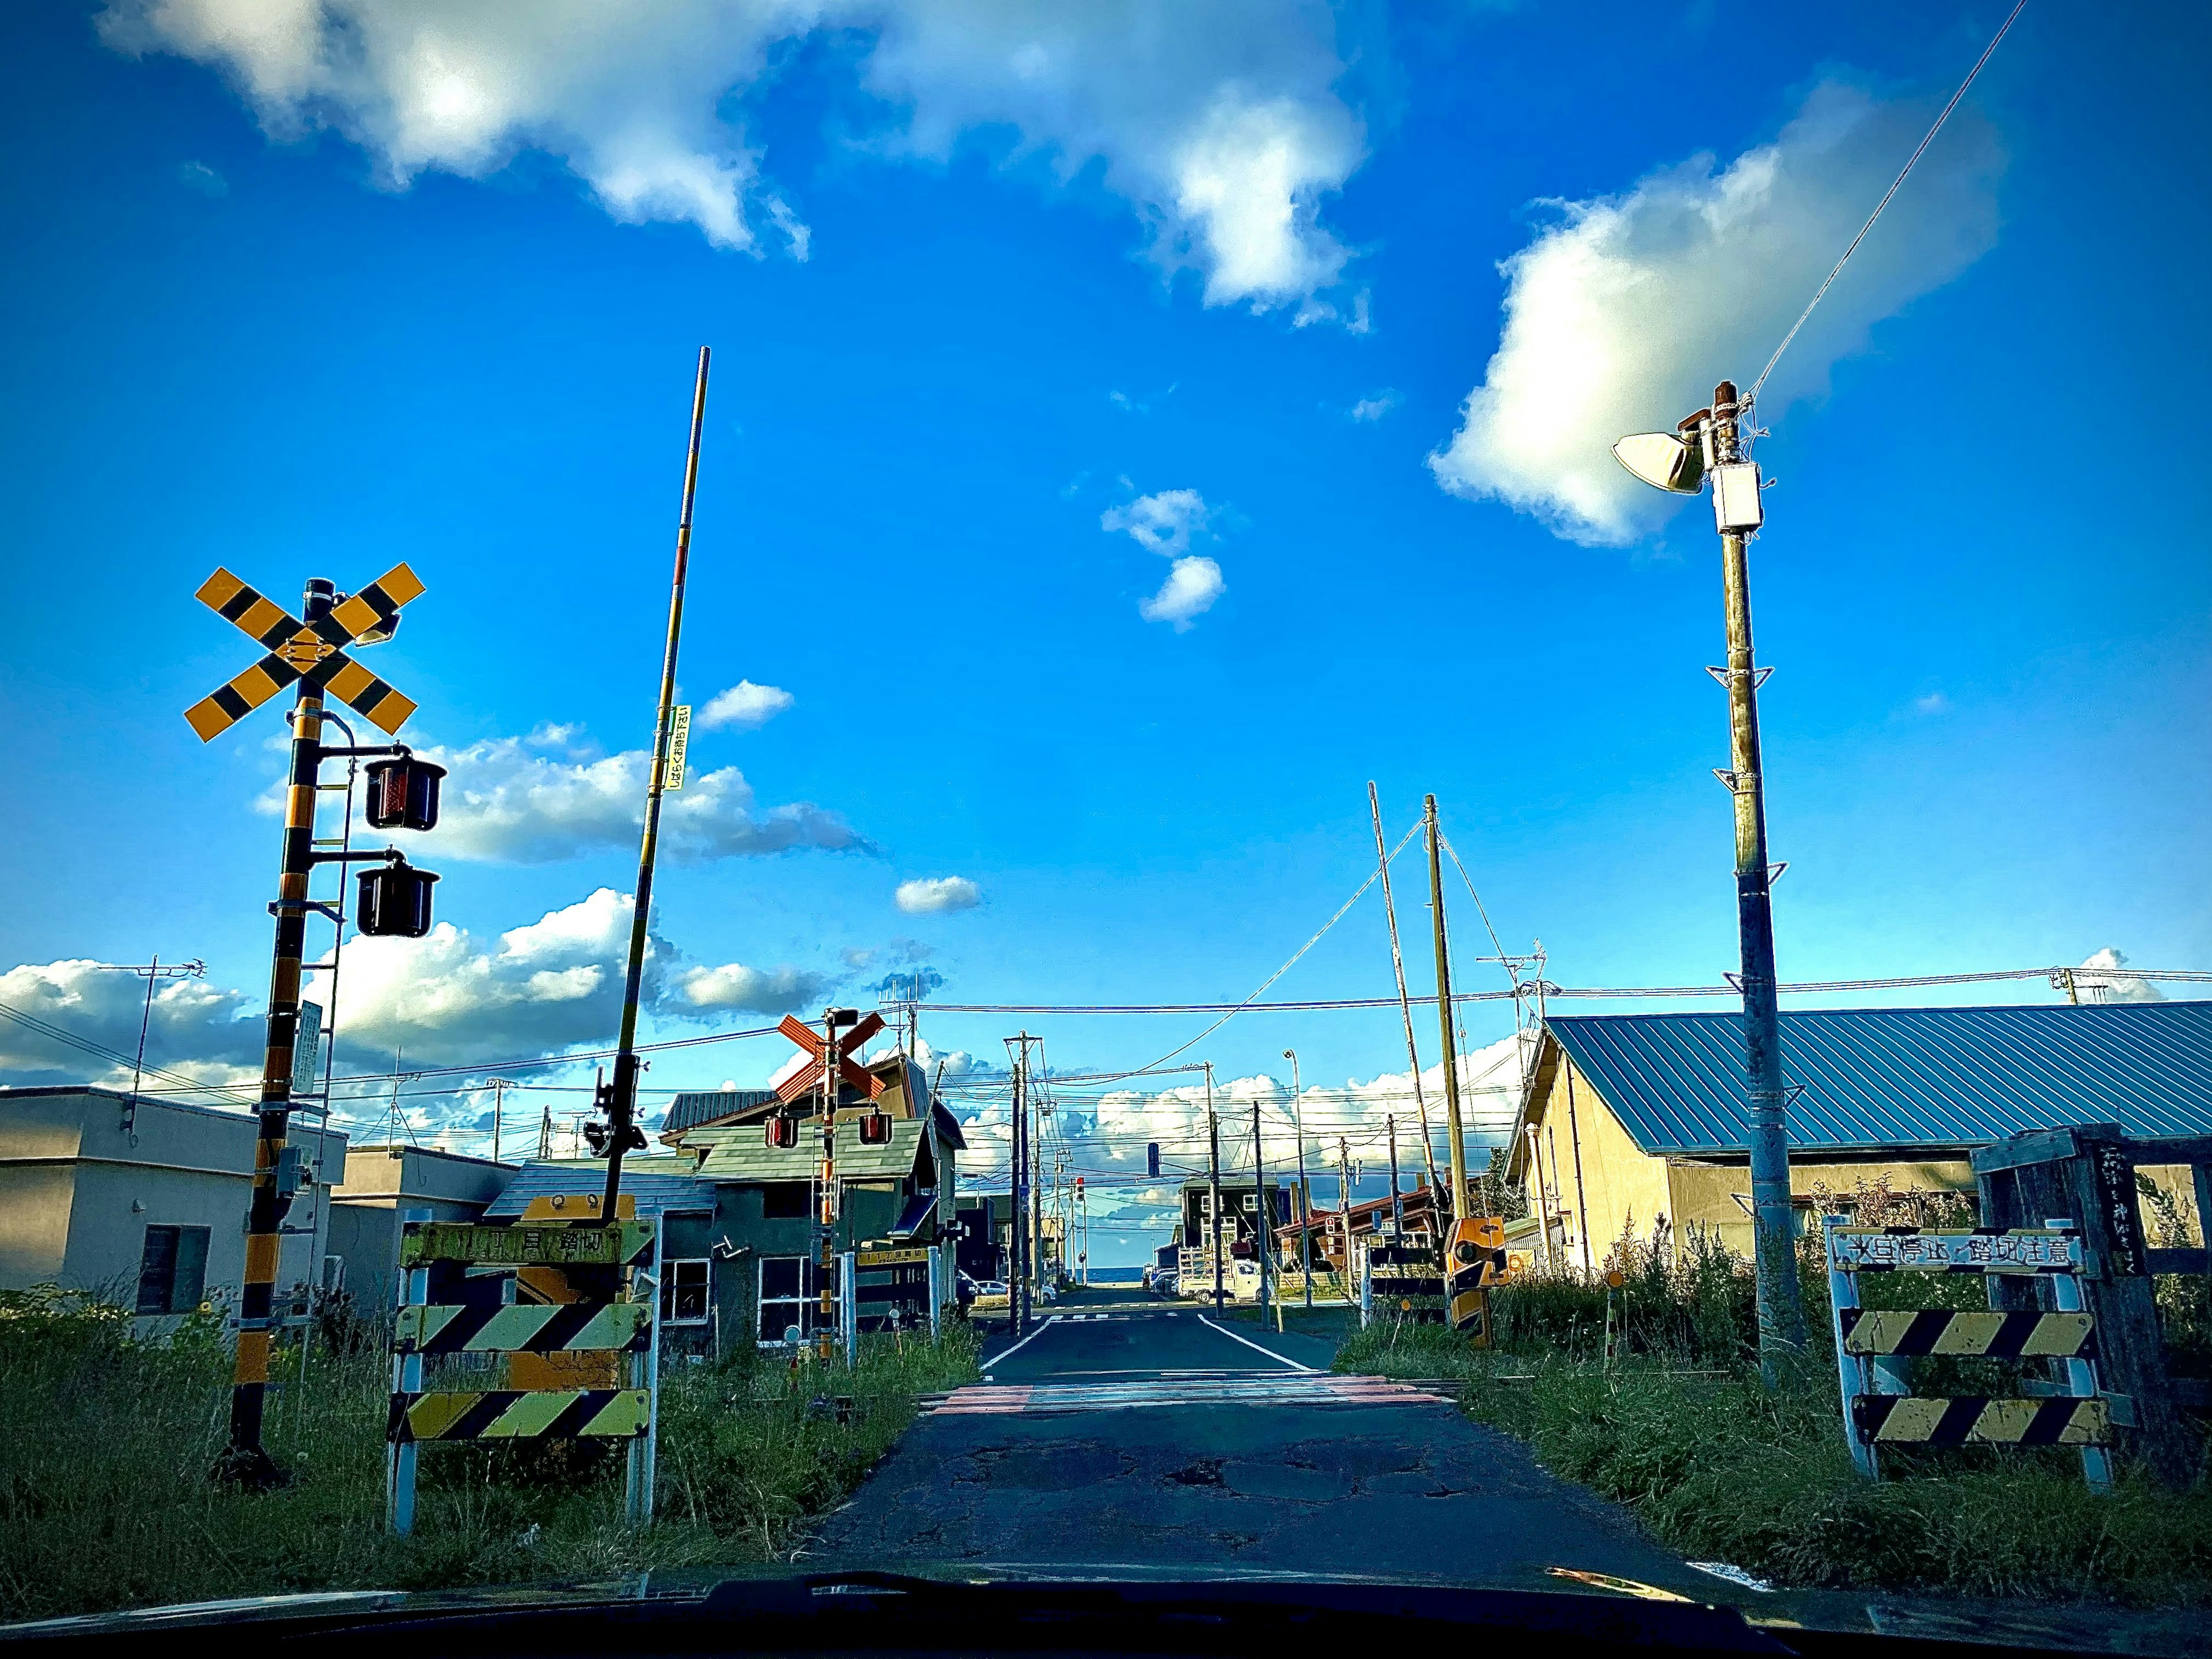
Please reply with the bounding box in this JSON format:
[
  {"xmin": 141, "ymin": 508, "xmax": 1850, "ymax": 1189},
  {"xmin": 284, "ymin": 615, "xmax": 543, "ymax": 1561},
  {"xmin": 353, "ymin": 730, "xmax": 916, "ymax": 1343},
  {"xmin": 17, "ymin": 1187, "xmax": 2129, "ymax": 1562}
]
[
  {"xmin": 854, "ymin": 1244, "xmax": 935, "ymax": 1333},
  {"xmin": 1824, "ymin": 1219, "xmax": 2118, "ymax": 1491},
  {"xmin": 1367, "ymin": 1241, "xmax": 1447, "ymax": 1325},
  {"xmin": 387, "ymin": 1206, "xmax": 661, "ymax": 1533},
  {"xmin": 1445, "ymin": 1215, "xmax": 1507, "ymax": 1347}
]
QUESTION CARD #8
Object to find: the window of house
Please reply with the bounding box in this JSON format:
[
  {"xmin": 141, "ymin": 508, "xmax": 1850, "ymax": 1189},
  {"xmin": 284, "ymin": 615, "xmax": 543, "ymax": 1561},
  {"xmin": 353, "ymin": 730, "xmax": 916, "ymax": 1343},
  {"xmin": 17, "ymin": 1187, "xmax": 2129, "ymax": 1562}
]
[
  {"xmin": 762, "ymin": 1182, "xmax": 811, "ymax": 1219},
  {"xmin": 135, "ymin": 1225, "xmax": 210, "ymax": 1316},
  {"xmin": 662, "ymin": 1259, "xmax": 710, "ymax": 1324},
  {"xmin": 757, "ymin": 1255, "xmax": 816, "ymax": 1343}
]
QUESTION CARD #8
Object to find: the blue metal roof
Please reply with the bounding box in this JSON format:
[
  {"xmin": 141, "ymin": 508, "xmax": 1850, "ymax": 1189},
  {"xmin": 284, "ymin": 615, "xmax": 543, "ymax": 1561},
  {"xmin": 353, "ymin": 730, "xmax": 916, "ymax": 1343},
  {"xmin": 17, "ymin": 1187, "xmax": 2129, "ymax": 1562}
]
[
  {"xmin": 482, "ymin": 1157, "xmax": 714, "ymax": 1219},
  {"xmin": 1544, "ymin": 1001, "xmax": 2212, "ymax": 1156}
]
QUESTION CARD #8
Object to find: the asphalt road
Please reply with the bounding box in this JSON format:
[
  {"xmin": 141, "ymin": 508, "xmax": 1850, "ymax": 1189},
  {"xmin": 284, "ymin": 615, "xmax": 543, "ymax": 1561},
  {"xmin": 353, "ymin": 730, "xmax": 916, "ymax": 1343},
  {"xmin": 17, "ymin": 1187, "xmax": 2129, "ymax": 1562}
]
[{"xmin": 799, "ymin": 1297, "xmax": 1709, "ymax": 1592}]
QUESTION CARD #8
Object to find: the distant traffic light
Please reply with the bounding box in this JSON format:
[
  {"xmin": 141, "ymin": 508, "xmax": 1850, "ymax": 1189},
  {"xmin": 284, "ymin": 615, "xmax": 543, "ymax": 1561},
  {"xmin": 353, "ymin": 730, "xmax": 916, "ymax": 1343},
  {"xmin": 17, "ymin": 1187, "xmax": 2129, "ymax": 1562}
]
[
  {"xmin": 363, "ymin": 755, "xmax": 446, "ymax": 832},
  {"xmin": 355, "ymin": 860, "xmax": 439, "ymax": 937},
  {"xmin": 1074, "ymin": 1175, "xmax": 1085, "ymax": 1202}
]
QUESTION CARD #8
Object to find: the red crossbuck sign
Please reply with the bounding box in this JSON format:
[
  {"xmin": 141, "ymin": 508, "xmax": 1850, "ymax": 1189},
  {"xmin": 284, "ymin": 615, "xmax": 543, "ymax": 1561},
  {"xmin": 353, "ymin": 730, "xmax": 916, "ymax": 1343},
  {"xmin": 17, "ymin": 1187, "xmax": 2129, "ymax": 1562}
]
[{"xmin": 774, "ymin": 1012, "xmax": 888, "ymax": 1105}]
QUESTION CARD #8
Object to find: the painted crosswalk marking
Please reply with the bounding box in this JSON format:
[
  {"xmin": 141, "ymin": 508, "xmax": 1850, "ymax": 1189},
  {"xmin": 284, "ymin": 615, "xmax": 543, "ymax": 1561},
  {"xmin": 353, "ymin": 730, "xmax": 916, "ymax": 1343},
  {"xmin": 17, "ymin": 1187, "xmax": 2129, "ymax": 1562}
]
[{"xmin": 925, "ymin": 1374, "xmax": 1450, "ymax": 1416}]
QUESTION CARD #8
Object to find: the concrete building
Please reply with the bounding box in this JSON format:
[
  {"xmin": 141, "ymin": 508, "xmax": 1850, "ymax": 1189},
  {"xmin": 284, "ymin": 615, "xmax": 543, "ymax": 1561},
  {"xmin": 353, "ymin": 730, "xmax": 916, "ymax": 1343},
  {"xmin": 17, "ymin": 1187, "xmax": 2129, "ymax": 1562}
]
[
  {"xmin": 0, "ymin": 1086, "xmax": 346, "ymax": 1327},
  {"xmin": 327, "ymin": 1142, "xmax": 517, "ymax": 1312},
  {"xmin": 1509, "ymin": 1002, "xmax": 2212, "ymax": 1272}
]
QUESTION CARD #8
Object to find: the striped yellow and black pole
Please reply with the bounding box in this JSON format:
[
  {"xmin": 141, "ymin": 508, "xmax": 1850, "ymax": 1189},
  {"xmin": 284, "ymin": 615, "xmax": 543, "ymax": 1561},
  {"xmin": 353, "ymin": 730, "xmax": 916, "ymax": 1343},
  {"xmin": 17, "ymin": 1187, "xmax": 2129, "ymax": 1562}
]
[{"xmin": 216, "ymin": 578, "xmax": 332, "ymax": 1488}]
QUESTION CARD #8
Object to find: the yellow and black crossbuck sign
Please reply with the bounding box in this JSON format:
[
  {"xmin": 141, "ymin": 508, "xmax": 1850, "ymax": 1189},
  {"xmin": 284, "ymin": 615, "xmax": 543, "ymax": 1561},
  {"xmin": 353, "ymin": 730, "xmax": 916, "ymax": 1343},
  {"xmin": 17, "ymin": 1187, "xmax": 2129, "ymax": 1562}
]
[
  {"xmin": 1851, "ymin": 1394, "xmax": 2112, "ymax": 1447},
  {"xmin": 1839, "ymin": 1308, "xmax": 2095, "ymax": 1360},
  {"xmin": 393, "ymin": 1302, "xmax": 653, "ymax": 1357},
  {"xmin": 185, "ymin": 564, "xmax": 426, "ymax": 741},
  {"xmin": 388, "ymin": 1388, "xmax": 652, "ymax": 1443}
]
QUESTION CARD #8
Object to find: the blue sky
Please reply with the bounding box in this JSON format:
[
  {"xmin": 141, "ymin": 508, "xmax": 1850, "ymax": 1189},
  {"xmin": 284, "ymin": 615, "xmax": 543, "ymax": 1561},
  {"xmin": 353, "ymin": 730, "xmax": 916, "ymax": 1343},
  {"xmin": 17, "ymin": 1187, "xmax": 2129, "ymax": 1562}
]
[{"xmin": 1, "ymin": 2, "xmax": 2206, "ymax": 1255}]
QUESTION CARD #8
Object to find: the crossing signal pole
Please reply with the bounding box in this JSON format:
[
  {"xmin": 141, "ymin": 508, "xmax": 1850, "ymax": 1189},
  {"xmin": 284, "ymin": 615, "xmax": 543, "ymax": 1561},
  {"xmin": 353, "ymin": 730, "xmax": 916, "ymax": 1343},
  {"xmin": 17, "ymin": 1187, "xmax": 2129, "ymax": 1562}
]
[
  {"xmin": 598, "ymin": 347, "xmax": 712, "ymax": 1219},
  {"xmin": 187, "ymin": 563, "xmax": 437, "ymax": 1487},
  {"xmin": 1615, "ymin": 378, "xmax": 1808, "ymax": 1377}
]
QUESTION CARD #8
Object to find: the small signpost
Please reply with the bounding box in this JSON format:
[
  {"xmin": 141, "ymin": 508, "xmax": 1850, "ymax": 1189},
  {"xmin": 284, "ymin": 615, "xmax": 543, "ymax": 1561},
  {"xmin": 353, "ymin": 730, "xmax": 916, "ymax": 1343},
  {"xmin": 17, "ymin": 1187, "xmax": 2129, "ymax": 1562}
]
[
  {"xmin": 1824, "ymin": 1222, "xmax": 2116, "ymax": 1490},
  {"xmin": 388, "ymin": 1206, "xmax": 661, "ymax": 1533}
]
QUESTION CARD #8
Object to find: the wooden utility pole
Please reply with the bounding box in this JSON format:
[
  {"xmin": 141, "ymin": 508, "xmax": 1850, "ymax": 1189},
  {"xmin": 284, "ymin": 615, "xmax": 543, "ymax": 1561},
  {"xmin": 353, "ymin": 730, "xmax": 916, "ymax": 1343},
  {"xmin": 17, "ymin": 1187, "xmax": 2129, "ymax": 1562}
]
[
  {"xmin": 1387, "ymin": 1115, "xmax": 1404, "ymax": 1239},
  {"xmin": 1368, "ymin": 784, "xmax": 1440, "ymax": 1196},
  {"xmin": 1336, "ymin": 1136, "xmax": 1355, "ymax": 1298},
  {"xmin": 1425, "ymin": 795, "xmax": 1470, "ymax": 1222},
  {"xmin": 1283, "ymin": 1048, "xmax": 1313, "ymax": 1309},
  {"xmin": 1006, "ymin": 1036, "xmax": 1029, "ymax": 1336},
  {"xmin": 1705, "ymin": 380, "xmax": 1806, "ymax": 1368},
  {"xmin": 1251, "ymin": 1101, "xmax": 1270, "ymax": 1315},
  {"xmin": 1205, "ymin": 1063, "xmax": 1225, "ymax": 1310}
]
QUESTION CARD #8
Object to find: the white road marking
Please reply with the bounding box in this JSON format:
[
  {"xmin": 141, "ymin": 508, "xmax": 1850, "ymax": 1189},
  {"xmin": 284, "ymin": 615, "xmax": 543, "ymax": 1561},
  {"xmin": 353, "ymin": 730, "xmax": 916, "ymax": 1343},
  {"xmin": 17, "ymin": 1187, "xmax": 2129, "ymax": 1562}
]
[
  {"xmin": 980, "ymin": 1313, "xmax": 1061, "ymax": 1369},
  {"xmin": 1197, "ymin": 1314, "xmax": 1317, "ymax": 1373}
]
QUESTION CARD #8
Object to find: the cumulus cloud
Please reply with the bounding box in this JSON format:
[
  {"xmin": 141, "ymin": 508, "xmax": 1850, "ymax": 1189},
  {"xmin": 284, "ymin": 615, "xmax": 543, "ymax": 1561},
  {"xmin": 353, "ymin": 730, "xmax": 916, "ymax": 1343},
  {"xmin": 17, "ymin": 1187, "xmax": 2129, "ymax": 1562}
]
[
  {"xmin": 0, "ymin": 959, "xmax": 262, "ymax": 1090},
  {"xmin": 871, "ymin": 965, "xmax": 945, "ymax": 1000},
  {"xmin": 312, "ymin": 888, "xmax": 645, "ymax": 1065},
  {"xmin": 895, "ymin": 876, "xmax": 980, "ymax": 915},
  {"xmin": 2069, "ymin": 948, "xmax": 2164, "ymax": 1006},
  {"xmin": 677, "ymin": 961, "xmax": 830, "ymax": 1014},
  {"xmin": 699, "ymin": 679, "xmax": 793, "ymax": 730},
  {"xmin": 1104, "ymin": 488, "xmax": 1226, "ymax": 630},
  {"xmin": 1137, "ymin": 558, "xmax": 1224, "ymax": 631},
  {"xmin": 358, "ymin": 725, "xmax": 863, "ymax": 863},
  {"xmin": 103, "ymin": 0, "xmax": 1366, "ymax": 313},
  {"xmin": 1349, "ymin": 390, "xmax": 1397, "ymax": 422},
  {"xmin": 1101, "ymin": 487, "xmax": 1209, "ymax": 555},
  {"xmin": 1429, "ymin": 80, "xmax": 2002, "ymax": 544}
]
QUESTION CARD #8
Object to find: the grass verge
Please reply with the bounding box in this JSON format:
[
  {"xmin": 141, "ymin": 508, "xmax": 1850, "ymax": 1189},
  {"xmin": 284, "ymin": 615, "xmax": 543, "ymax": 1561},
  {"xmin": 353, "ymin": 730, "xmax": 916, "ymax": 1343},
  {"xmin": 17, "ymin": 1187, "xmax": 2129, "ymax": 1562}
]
[
  {"xmin": 0, "ymin": 1287, "xmax": 978, "ymax": 1623},
  {"xmin": 1335, "ymin": 1243, "xmax": 2212, "ymax": 1605}
]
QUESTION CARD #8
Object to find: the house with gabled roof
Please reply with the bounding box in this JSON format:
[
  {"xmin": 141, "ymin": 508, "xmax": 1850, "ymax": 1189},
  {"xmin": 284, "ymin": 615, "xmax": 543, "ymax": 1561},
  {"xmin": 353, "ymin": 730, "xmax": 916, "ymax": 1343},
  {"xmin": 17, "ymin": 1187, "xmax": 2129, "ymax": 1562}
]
[{"xmin": 1508, "ymin": 1001, "xmax": 2212, "ymax": 1273}]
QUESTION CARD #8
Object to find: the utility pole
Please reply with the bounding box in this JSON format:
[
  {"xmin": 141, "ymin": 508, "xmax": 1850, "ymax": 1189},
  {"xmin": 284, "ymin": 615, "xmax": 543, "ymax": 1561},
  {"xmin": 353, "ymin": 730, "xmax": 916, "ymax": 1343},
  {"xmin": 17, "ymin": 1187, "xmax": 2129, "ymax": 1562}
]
[
  {"xmin": 1387, "ymin": 1115, "xmax": 1405, "ymax": 1242},
  {"xmin": 600, "ymin": 347, "xmax": 711, "ymax": 1222},
  {"xmin": 537, "ymin": 1103, "xmax": 554, "ymax": 1161},
  {"xmin": 1368, "ymin": 783, "xmax": 1440, "ymax": 1196},
  {"xmin": 1283, "ymin": 1049, "xmax": 1312, "ymax": 1309},
  {"xmin": 816, "ymin": 1007, "xmax": 859, "ymax": 1362},
  {"xmin": 1337, "ymin": 1136, "xmax": 1355, "ymax": 1302},
  {"xmin": 1706, "ymin": 380, "xmax": 1805, "ymax": 1368},
  {"xmin": 1028, "ymin": 1036, "xmax": 1045, "ymax": 1295},
  {"xmin": 1614, "ymin": 381, "xmax": 1807, "ymax": 1375},
  {"xmin": 1006, "ymin": 1036, "xmax": 1028, "ymax": 1336},
  {"xmin": 1250, "ymin": 1101, "xmax": 1270, "ymax": 1316},
  {"xmin": 1425, "ymin": 796, "xmax": 1471, "ymax": 1223},
  {"xmin": 1205, "ymin": 1063, "xmax": 1225, "ymax": 1310},
  {"xmin": 487, "ymin": 1077, "xmax": 514, "ymax": 1164}
]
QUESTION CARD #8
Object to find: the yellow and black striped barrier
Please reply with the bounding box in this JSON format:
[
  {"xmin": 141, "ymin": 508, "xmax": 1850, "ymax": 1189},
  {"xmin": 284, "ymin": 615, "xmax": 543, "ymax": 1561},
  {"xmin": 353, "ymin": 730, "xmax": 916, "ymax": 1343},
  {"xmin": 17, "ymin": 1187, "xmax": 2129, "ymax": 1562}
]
[
  {"xmin": 1839, "ymin": 1308, "xmax": 2094, "ymax": 1359},
  {"xmin": 393, "ymin": 1301, "xmax": 652, "ymax": 1356},
  {"xmin": 1851, "ymin": 1394, "xmax": 2111, "ymax": 1447},
  {"xmin": 389, "ymin": 1388, "xmax": 651, "ymax": 1442}
]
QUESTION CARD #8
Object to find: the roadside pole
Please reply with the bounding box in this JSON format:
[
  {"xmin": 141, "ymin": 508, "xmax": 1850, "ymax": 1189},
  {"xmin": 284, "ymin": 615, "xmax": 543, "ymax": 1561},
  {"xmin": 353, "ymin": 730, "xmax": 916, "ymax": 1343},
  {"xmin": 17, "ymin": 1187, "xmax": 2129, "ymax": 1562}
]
[
  {"xmin": 1368, "ymin": 783, "xmax": 1440, "ymax": 1195},
  {"xmin": 1206, "ymin": 1063, "xmax": 1225, "ymax": 1310},
  {"xmin": 1283, "ymin": 1048, "xmax": 1312, "ymax": 1309},
  {"xmin": 1028, "ymin": 1035, "xmax": 1044, "ymax": 1299},
  {"xmin": 1007, "ymin": 1036, "xmax": 1028, "ymax": 1338},
  {"xmin": 601, "ymin": 347, "xmax": 711, "ymax": 1222},
  {"xmin": 1706, "ymin": 380, "xmax": 1806, "ymax": 1368},
  {"xmin": 1251, "ymin": 1101, "xmax": 1270, "ymax": 1317},
  {"xmin": 1425, "ymin": 795, "xmax": 1471, "ymax": 1222},
  {"xmin": 1337, "ymin": 1137, "xmax": 1355, "ymax": 1302},
  {"xmin": 1387, "ymin": 1115, "xmax": 1404, "ymax": 1239}
]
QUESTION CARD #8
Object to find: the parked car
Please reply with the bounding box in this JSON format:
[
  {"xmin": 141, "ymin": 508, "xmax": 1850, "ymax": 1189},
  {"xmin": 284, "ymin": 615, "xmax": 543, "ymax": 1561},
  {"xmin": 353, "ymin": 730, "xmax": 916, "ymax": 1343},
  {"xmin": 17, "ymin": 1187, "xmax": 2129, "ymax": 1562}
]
[{"xmin": 971, "ymin": 1279, "xmax": 1010, "ymax": 1310}]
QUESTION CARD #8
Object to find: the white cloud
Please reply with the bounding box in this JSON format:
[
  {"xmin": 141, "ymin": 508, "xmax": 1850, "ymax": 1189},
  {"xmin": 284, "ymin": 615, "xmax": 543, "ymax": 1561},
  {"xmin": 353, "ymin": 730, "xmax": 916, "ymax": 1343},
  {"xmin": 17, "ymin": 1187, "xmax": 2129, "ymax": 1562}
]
[
  {"xmin": 103, "ymin": 0, "xmax": 1365, "ymax": 313},
  {"xmin": 313, "ymin": 888, "xmax": 645, "ymax": 1064},
  {"xmin": 1429, "ymin": 80, "xmax": 2002, "ymax": 545},
  {"xmin": 0, "ymin": 959, "xmax": 262, "ymax": 1090},
  {"xmin": 1138, "ymin": 557, "xmax": 1224, "ymax": 631},
  {"xmin": 1104, "ymin": 488, "xmax": 1228, "ymax": 630},
  {"xmin": 178, "ymin": 158, "xmax": 228, "ymax": 195},
  {"xmin": 895, "ymin": 876, "xmax": 980, "ymax": 914},
  {"xmin": 677, "ymin": 961, "xmax": 828, "ymax": 1013},
  {"xmin": 1101, "ymin": 487, "xmax": 1209, "ymax": 555},
  {"xmin": 359, "ymin": 725, "xmax": 862, "ymax": 863},
  {"xmin": 699, "ymin": 679, "xmax": 794, "ymax": 729},
  {"xmin": 2070, "ymin": 948, "xmax": 2164, "ymax": 1006},
  {"xmin": 1349, "ymin": 390, "xmax": 1397, "ymax": 422}
]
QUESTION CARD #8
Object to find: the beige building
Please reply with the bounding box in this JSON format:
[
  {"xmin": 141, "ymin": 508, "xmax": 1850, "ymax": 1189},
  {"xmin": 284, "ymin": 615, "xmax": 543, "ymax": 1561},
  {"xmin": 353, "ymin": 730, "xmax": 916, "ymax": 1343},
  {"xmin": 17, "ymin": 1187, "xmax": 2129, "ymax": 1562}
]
[
  {"xmin": 0, "ymin": 1086, "xmax": 346, "ymax": 1325},
  {"xmin": 1510, "ymin": 1002, "xmax": 2212, "ymax": 1272}
]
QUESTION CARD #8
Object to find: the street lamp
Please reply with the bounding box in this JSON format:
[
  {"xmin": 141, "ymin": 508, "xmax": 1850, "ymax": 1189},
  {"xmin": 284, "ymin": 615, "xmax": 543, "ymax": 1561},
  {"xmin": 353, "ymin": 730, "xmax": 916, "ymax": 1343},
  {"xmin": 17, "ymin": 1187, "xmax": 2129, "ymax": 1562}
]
[{"xmin": 1282, "ymin": 1049, "xmax": 1312, "ymax": 1310}]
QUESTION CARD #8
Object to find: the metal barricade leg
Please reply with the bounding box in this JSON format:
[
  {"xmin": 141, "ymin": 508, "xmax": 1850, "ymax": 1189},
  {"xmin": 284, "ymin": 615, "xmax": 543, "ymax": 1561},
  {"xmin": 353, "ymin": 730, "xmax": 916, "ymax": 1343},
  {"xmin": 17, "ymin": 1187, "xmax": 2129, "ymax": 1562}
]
[
  {"xmin": 387, "ymin": 1208, "xmax": 430, "ymax": 1535},
  {"xmin": 2044, "ymin": 1217, "xmax": 2112, "ymax": 1495},
  {"xmin": 1825, "ymin": 1216, "xmax": 1879, "ymax": 1480}
]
